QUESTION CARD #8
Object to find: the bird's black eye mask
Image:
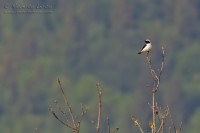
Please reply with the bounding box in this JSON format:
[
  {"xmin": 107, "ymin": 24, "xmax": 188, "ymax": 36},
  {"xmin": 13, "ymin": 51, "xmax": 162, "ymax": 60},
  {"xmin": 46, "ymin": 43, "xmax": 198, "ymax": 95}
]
[{"xmin": 145, "ymin": 40, "xmax": 150, "ymax": 43}]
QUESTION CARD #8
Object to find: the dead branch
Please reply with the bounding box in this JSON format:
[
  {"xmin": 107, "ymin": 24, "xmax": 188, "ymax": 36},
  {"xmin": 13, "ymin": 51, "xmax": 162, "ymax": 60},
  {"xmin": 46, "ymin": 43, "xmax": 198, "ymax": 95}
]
[
  {"xmin": 169, "ymin": 112, "xmax": 176, "ymax": 133},
  {"xmin": 107, "ymin": 116, "xmax": 111, "ymax": 133},
  {"xmin": 131, "ymin": 115, "xmax": 144, "ymax": 133},
  {"xmin": 49, "ymin": 107, "xmax": 74, "ymax": 129},
  {"xmin": 112, "ymin": 127, "xmax": 119, "ymax": 133},
  {"xmin": 76, "ymin": 104, "xmax": 87, "ymax": 132},
  {"xmin": 49, "ymin": 78, "xmax": 87, "ymax": 133},
  {"xmin": 145, "ymin": 53, "xmax": 156, "ymax": 133},
  {"xmin": 158, "ymin": 46, "xmax": 165, "ymax": 81},
  {"xmin": 146, "ymin": 53, "xmax": 156, "ymax": 133},
  {"xmin": 146, "ymin": 47, "xmax": 165, "ymax": 92},
  {"xmin": 54, "ymin": 100, "xmax": 71, "ymax": 123},
  {"xmin": 169, "ymin": 127, "xmax": 171, "ymax": 133},
  {"xmin": 145, "ymin": 47, "xmax": 165, "ymax": 133},
  {"xmin": 96, "ymin": 82, "xmax": 102, "ymax": 132},
  {"xmin": 155, "ymin": 102, "xmax": 161, "ymax": 124},
  {"xmin": 169, "ymin": 109, "xmax": 182, "ymax": 133},
  {"xmin": 57, "ymin": 78, "xmax": 77, "ymax": 130},
  {"xmin": 169, "ymin": 112, "xmax": 182, "ymax": 133},
  {"xmin": 157, "ymin": 106, "xmax": 169, "ymax": 133},
  {"xmin": 178, "ymin": 121, "xmax": 182, "ymax": 132}
]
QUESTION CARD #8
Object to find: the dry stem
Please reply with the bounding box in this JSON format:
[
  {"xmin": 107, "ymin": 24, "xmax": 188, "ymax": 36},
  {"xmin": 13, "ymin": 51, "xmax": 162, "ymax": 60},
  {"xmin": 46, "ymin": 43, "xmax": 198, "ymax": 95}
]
[
  {"xmin": 96, "ymin": 82, "xmax": 102, "ymax": 132},
  {"xmin": 107, "ymin": 116, "xmax": 111, "ymax": 133},
  {"xmin": 49, "ymin": 107, "xmax": 74, "ymax": 129},
  {"xmin": 131, "ymin": 116, "xmax": 144, "ymax": 133},
  {"xmin": 50, "ymin": 78, "xmax": 87, "ymax": 133},
  {"xmin": 57, "ymin": 78, "xmax": 77, "ymax": 131},
  {"xmin": 112, "ymin": 128, "xmax": 119, "ymax": 133},
  {"xmin": 145, "ymin": 47, "xmax": 165, "ymax": 133},
  {"xmin": 157, "ymin": 106, "xmax": 170, "ymax": 133},
  {"xmin": 169, "ymin": 110, "xmax": 182, "ymax": 133}
]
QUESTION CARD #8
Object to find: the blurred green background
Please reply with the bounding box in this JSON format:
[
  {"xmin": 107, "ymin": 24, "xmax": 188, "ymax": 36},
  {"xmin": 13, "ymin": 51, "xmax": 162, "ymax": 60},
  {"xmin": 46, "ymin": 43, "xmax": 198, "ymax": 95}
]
[{"xmin": 0, "ymin": 0, "xmax": 200, "ymax": 132}]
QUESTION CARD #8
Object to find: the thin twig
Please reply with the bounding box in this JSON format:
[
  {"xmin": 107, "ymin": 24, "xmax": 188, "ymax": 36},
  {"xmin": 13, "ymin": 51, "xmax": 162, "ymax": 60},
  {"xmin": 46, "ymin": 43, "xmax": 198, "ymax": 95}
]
[
  {"xmin": 169, "ymin": 108, "xmax": 182, "ymax": 133},
  {"xmin": 145, "ymin": 47, "xmax": 166, "ymax": 133},
  {"xmin": 107, "ymin": 116, "xmax": 111, "ymax": 133},
  {"xmin": 155, "ymin": 102, "xmax": 161, "ymax": 124},
  {"xmin": 49, "ymin": 107, "xmax": 74, "ymax": 129},
  {"xmin": 157, "ymin": 106, "xmax": 169, "ymax": 133},
  {"xmin": 78, "ymin": 104, "xmax": 87, "ymax": 123},
  {"xmin": 146, "ymin": 47, "xmax": 165, "ymax": 92},
  {"xmin": 169, "ymin": 112, "xmax": 182, "ymax": 133},
  {"xmin": 155, "ymin": 46, "xmax": 165, "ymax": 91},
  {"xmin": 112, "ymin": 127, "xmax": 119, "ymax": 133},
  {"xmin": 146, "ymin": 53, "xmax": 156, "ymax": 133},
  {"xmin": 96, "ymin": 82, "xmax": 102, "ymax": 132},
  {"xmin": 168, "ymin": 127, "xmax": 171, "ymax": 133},
  {"xmin": 178, "ymin": 121, "xmax": 182, "ymax": 132},
  {"xmin": 76, "ymin": 104, "xmax": 87, "ymax": 133},
  {"xmin": 169, "ymin": 112, "xmax": 176, "ymax": 133},
  {"xmin": 158, "ymin": 46, "xmax": 165, "ymax": 80},
  {"xmin": 54, "ymin": 100, "xmax": 70, "ymax": 122},
  {"xmin": 131, "ymin": 116, "xmax": 144, "ymax": 133},
  {"xmin": 152, "ymin": 93, "xmax": 156, "ymax": 133},
  {"xmin": 57, "ymin": 78, "xmax": 77, "ymax": 131},
  {"xmin": 157, "ymin": 119, "xmax": 164, "ymax": 133}
]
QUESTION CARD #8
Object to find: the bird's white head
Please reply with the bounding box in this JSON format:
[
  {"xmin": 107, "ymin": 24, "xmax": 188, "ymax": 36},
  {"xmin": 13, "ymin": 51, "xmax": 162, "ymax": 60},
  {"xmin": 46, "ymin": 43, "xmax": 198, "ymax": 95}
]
[{"xmin": 144, "ymin": 39, "xmax": 151, "ymax": 44}]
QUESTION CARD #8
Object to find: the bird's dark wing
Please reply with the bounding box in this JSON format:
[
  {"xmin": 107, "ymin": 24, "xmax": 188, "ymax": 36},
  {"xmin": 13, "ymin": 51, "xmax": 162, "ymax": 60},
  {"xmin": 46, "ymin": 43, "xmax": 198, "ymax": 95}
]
[{"xmin": 141, "ymin": 44, "xmax": 147, "ymax": 50}]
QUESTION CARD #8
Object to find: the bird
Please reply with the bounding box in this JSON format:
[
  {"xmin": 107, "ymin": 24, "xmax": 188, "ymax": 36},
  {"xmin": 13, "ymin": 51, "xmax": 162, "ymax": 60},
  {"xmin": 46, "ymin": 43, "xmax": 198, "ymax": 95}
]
[{"xmin": 138, "ymin": 39, "xmax": 152, "ymax": 54}]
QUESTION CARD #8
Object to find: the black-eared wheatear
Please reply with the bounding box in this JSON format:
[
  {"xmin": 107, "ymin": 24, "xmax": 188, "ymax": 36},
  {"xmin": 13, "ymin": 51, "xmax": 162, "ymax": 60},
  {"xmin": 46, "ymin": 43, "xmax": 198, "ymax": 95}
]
[{"xmin": 138, "ymin": 39, "xmax": 152, "ymax": 54}]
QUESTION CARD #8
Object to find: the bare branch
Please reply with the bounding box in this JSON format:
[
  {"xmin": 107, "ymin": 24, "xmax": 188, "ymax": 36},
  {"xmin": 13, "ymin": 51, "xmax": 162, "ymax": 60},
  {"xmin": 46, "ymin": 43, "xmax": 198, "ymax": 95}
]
[
  {"xmin": 76, "ymin": 104, "xmax": 87, "ymax": 133},
  {"xmin": 112, "ymin": 127, "xmax": 119, "ymax": 133},
  {"xmin": 57, "ymin": 78, "xmax": 77, "ymax": 130},
  {"xmin": 158, "ymin": 46, "xmax": 165, "ymax": 81},
  {"xmin": 96, "ymin": 82, "xmax": 102, "ymax": 132},
  {"xmin": 131, "ymin": 116, "xmax": 144, "ymax": 133},
  {"xmin": 144, "ymin": 47, "xmax": 166, "ymax": 133},
  {"xmin": 178, "ymin": 121, "xmax": 183, "ymax": 132},
  {"xmin": 78, "ymin": 104, "xmax": 87, "ymax": 123},
  {"xmin": 145, "ymin": 47, "xmax": 165, "ymax": 92},
  {"xmin": 54, "ymin": 100, "xmax": 70, "ymax": 122},
  {"xmin": 157, "ymin": 106, "xmax": 169, "ymax": 133},
  {"xmin": 49, "ymin": 107, "xmax": 74, "ymax": 129},
  {"xmin": 169, "ymin": 127, "xmax": 171, "ymax": 133},
  {"xmin": 107, "ymin": 116, "xmax": 111, "ymax": 133},
  {"xmin": 145, "ymin": 53, "xmax": 156, "ymax": 133},
  {"xmin": 155, "ymin": 46, "xmax": 165, "ymax": 91},
  {"xmin": 169, "ymin": 109, "xmax": 182, "ymax": 133},
  {"xmin": 169, "ymin": 112, "xmax": 176, "ymax": 133}
]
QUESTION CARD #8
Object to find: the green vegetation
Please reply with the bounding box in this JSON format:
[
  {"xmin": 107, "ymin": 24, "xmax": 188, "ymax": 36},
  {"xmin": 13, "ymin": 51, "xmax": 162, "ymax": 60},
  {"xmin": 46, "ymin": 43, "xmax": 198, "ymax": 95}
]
[{"xmin": 0, "ymin": 0, "xmax": 200, "ymax": 132}]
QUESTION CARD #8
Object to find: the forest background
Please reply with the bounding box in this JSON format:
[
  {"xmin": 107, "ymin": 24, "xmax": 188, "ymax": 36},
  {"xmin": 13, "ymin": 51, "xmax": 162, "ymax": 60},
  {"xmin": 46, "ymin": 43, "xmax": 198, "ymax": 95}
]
[{"xmin": 0, "ymin": 0, "xmax": 200, "ymax": 132}]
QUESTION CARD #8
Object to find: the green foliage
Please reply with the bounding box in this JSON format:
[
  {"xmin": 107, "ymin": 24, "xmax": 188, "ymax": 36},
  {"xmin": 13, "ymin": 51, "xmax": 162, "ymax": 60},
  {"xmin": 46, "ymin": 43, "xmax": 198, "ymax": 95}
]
[
  {"xmin": 176, "ymin": 44, "xmax": 200, "ymax": 94},
  {"xmin": 186, "ymin": 107, "xmax": 200, "ymax": 133}
]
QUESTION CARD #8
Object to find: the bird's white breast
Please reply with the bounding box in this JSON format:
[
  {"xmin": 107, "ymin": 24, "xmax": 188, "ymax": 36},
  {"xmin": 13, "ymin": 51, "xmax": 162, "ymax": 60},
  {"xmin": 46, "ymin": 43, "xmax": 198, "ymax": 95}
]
[{"xmin": 141, "ymin": 43, "xmax": 152, "ymax": 52}]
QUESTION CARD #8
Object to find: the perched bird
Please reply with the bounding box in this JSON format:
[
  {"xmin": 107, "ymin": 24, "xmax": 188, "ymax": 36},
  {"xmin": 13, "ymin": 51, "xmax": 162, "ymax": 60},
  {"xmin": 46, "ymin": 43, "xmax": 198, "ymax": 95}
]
[{"xmin": 138, "ymin": 39, "xmax": 152, "ymax": 54}]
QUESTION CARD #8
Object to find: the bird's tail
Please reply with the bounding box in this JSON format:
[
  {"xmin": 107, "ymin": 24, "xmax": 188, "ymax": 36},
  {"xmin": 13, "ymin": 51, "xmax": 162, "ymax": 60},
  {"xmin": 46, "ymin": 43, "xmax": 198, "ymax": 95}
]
[{"xmin": 138, "ymin": 51, "xmax": 142, "ymax": 54}]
